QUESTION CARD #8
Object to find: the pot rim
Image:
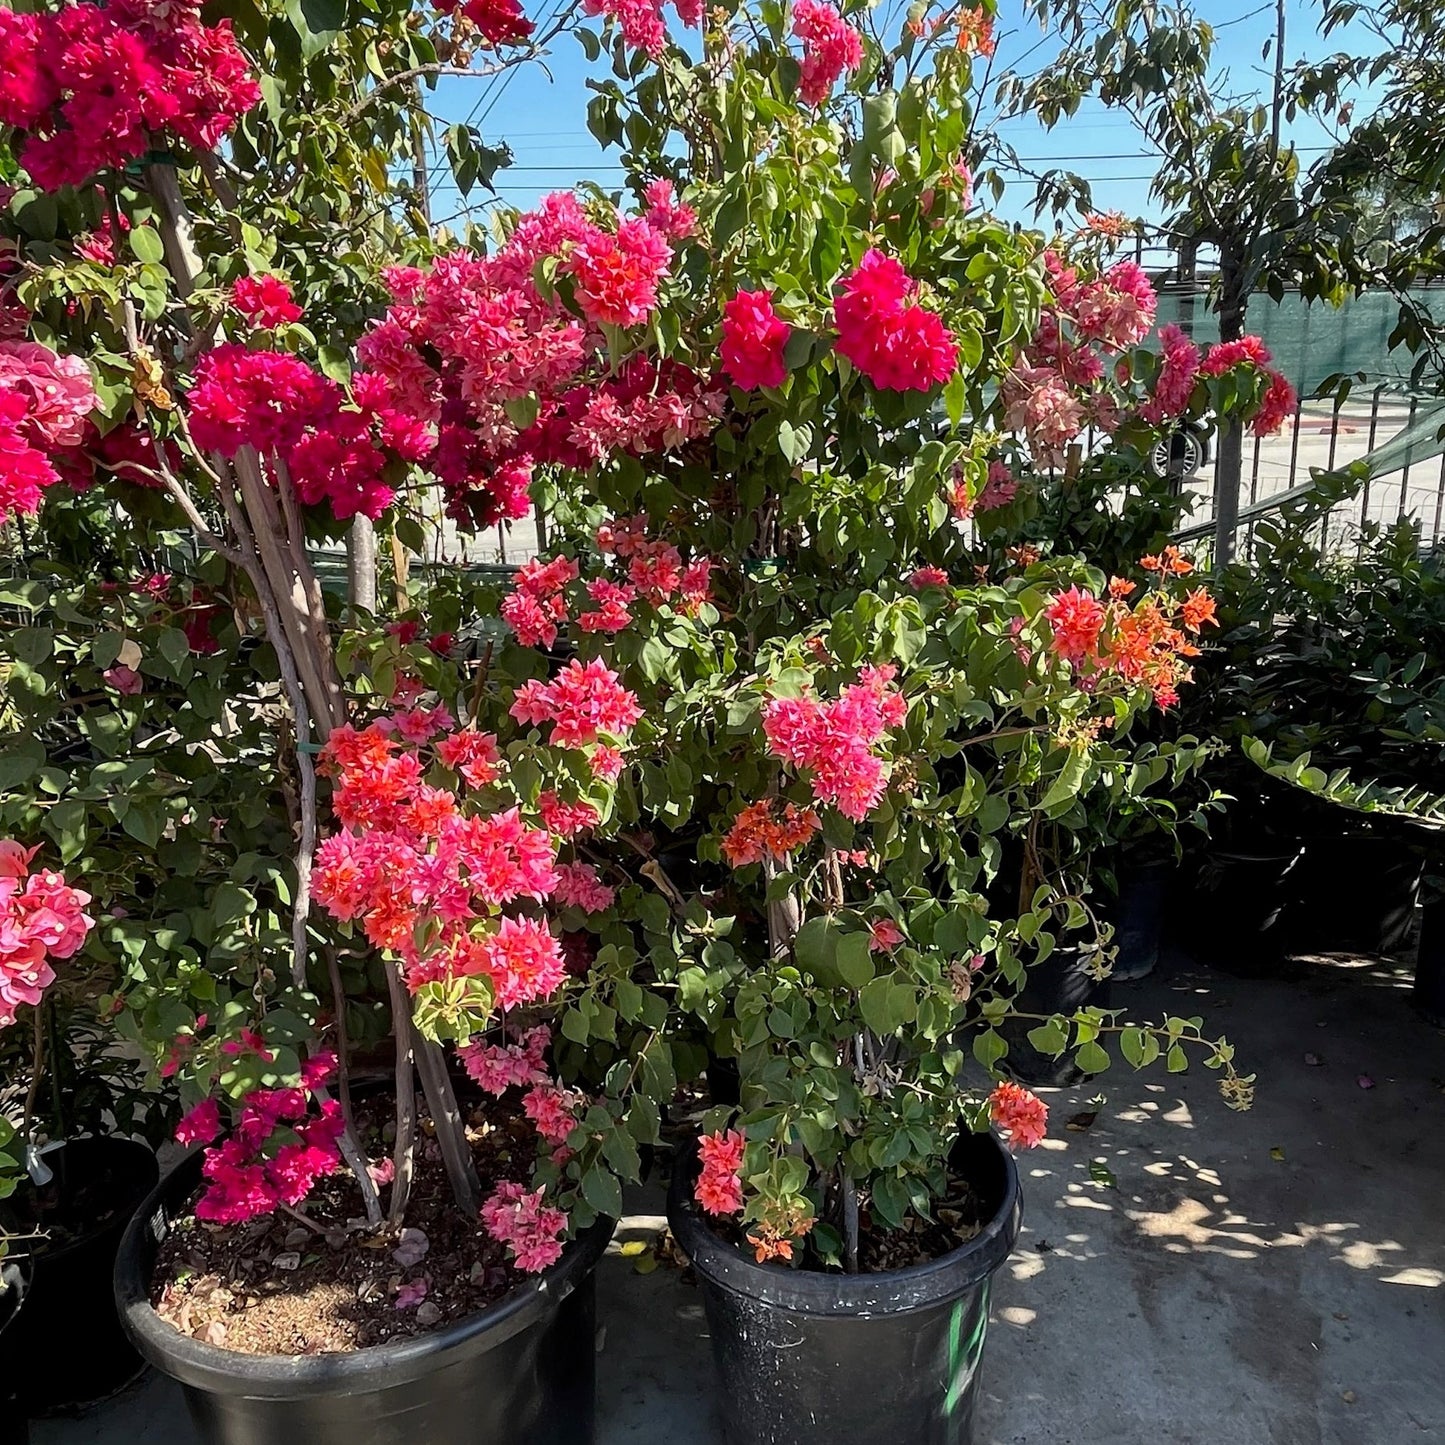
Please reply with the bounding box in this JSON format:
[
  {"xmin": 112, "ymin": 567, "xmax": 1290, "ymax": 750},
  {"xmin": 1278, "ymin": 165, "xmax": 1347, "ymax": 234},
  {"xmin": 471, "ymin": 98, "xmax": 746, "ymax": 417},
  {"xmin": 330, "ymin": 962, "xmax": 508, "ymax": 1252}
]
[
  {"xmin": 6, "ymin": 1135, "xmax": 159, "ymax": 1269},
  {"xmin": 667, "ymin": 1129, "xmax": 1021, "ymax": 1316},
  {"xmin": 114, "ymin": 1150, "xmax": 614, "ymax": 1398}
]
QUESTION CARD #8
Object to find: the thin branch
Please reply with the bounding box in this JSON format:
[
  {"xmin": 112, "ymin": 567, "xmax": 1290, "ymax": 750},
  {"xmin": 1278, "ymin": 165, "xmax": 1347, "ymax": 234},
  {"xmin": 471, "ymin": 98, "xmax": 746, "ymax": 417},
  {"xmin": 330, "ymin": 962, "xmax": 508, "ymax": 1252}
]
[{"xmin": 337, "ymin": 62, "xmax": 512, "ymax": 127}]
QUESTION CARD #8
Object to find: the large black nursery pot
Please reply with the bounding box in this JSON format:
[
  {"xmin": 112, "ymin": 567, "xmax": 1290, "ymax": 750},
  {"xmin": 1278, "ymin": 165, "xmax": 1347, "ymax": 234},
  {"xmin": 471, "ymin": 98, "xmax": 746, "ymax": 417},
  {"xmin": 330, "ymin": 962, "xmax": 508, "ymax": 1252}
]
[
  {"xmin": 7, "ymin": 1135, "xmax": 159, "ymax": 1414},
  {"xmin": 1413, "ymin": 893, "xmax": 1445, "ymax": 1025},
  {"xmin": 668, "ymin": 1130, "xmax": 1021, "ymax": 1445},
  {"xmin": 1184, "ymin": 844, "xmax": 1302, "ymax": 972},
  {"xmin": 1108, "ymin": 859, "xmax": 1172, "ymax": 981},
  {"xmin": 116, "ymin": 1153, "xmax": 615, "ymax": 1445},
  {"xmin": 1286, "ymin": 830, "xmax": 1422, "ymax": 959},
  {"xmin": 1, "ymin": 1255, "xmax": 34, "ymax": 1445},
  {"xmin": 995, "ymin": 946, "xmax": 1111, "ymax": 1085}
]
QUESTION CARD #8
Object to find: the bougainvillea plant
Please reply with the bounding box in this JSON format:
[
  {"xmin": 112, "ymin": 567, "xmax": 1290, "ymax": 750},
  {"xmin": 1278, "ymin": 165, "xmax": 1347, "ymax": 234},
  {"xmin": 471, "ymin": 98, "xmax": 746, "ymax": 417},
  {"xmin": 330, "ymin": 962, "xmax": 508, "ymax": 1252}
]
[
  {"xmin": 0, "ymin": 839, "xmax": 94, "ymax": 1223},
  {"xmin": 0, "ymin": 0, "xmax": 1265, "ymax": 1309}
]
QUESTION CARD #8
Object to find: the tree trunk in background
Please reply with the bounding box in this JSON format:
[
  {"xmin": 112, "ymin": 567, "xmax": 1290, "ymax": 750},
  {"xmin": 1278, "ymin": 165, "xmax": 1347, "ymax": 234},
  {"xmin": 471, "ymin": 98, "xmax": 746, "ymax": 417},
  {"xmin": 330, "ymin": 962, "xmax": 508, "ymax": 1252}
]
[{"xmin": 348, "ymin": 515, "xmax": 378, "ymax": 618}]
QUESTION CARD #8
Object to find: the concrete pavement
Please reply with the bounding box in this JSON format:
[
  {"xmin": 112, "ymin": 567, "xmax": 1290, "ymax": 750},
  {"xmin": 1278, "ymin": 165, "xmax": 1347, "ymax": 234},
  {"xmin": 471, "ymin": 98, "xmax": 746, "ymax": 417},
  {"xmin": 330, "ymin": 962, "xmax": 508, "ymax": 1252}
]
[{"xmin": 34, "ymin": 949, "xmax": 1445, "ymax": 1445}]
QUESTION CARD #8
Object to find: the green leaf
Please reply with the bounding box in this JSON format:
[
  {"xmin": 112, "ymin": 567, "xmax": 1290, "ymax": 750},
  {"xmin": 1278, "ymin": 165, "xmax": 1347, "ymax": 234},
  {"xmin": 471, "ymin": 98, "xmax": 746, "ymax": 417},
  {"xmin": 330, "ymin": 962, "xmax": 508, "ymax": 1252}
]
[
  {"xmin": 859, "ymin": 975, "xmax": 894, "ymax": 1036},
  {"xmin": 972, "ymin": 1028, "xmax": 1007, "ymax": 1071},
  {"xmin": 0, "ymin": 737, "xmax": 46, "ymax": 792},
  {"xmin": 1040, "ymin": 749, "xmax": 1089, "ymax": 815},
  {"xmin": 128, "ymin": 226, "xmax": 165, "ymax": 264},
  {"xmin": 834, "ymin": 932, "xmax": 875, "ymax": 990},
  {"xmin": 1026, "ymin": 1020, "xmax": 1068, "ymax": 1056},
  {"xmin": 1076, "ymin": 1040, "xmax": 1111, "ymax": 1075},
  {"xmin": 1166, "ymin": 1044, "xmax": 1189, "ymax": 1073},
  {"xmin": 156, "ymin": 627, "xmax": 191, "ymax": 667},
  {"xmin": 581, "ymin": 1166, "xmax": 623, "ymax": 1219},
  {"xmin": 286, "ymin": 0, "xmax": 344, "ymax": 58}
]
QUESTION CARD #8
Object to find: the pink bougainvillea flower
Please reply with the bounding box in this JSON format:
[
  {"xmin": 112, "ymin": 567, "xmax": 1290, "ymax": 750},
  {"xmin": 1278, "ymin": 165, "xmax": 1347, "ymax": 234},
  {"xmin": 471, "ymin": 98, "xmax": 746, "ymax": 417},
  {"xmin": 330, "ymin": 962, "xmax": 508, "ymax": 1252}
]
[
  {"xmin": 868, "ymin": 919, "xmax": 905, "ymax": 953},
  {"xmin": 908, "ymin": 565, "xmax": 950, "ymax": 590},
  {"xmin": 720, "ymin": 289, "xmax": 790, "ymax": 392},
  {"xmin": 790, "ymin": 0, "xmax": 863, "ymax": 105},
  {"xmin": 480, "ymin": 1180, "xmax": 568, "ymax": 1272},
  {"xmin": 552, "ymin": 862, "xmax": 615, "ymax": 914},
  {"xmin": 432, "ymin": 0, "xmax": 533, "ymax": 44},
  {"xmin": 231, "ymin": 275, "xmax": 302, "ymax": 329},
  {"xmin": 175, "ymin": 1098, "xmax": 222, "ymax": 1148},
  {"xmin": 833, "ymin": 251, "xmax": 957, "ymax": 392}
]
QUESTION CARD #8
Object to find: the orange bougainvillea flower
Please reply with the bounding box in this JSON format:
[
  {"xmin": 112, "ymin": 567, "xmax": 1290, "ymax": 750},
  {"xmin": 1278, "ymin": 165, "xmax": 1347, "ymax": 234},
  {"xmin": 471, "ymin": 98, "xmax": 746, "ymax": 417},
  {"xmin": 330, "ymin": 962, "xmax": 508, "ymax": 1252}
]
[
  {"xmin": 954, "ymin": 5, "xmax": 996, "ymax": 56},
  {"xmin": 721, "ymin": 799, "xmax": 822, "ymax": 867},
  {"xmin": 1180, "ymin": 587, "xmax": 1218, "ymax": 633},
  {"xmin": 989, "ymin": 1080, "xmax": 1048, "ymax": 1149},
  {"xmin": 1139, "ymin": 545, "xmax": 1194, "ymax": 576}
]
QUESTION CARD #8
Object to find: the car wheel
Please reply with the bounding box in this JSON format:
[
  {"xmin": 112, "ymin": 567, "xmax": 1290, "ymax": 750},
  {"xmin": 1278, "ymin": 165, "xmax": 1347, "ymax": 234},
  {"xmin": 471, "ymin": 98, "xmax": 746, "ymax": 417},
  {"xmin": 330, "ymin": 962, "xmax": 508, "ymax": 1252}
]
[{"xmin": 1149, "ymin": 426, "xmax": 1206, "ymax": 480}]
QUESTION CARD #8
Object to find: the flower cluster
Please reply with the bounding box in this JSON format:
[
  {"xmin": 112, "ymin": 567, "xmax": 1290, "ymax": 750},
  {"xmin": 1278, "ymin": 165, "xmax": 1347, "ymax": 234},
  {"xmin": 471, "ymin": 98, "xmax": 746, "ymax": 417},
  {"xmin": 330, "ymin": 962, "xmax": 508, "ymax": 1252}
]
[
  {"xmin": 791, "ymin": 0, "xmax": 864, "ymax": 106},
  {"xmin": 947, "ymin": 458, "xmax": 1018, "ymax": 521},
  {"xmin": 231, "ymin": 275, "xmax": 303, "ymax": 330},
  {"xmin": 180, "ymin": 1054, "xmax": 346, "ymax": 1224},
  {"xmin": 188, "ymin": 345, "xmax": 428, "ymax": 522},
  {"xmin": 581, "ymin": 0, "xmax": 700, "ymax": 58},
  {"xmin": 0, "ymin": 340, "xmax": 97, "ymax": 519},
  {"xmin": 510, "ymin": 657, "xmax": 644, "ymax": 748},
  {"xmin": 761, "ymin": 665, "xmax": 908, "ymax": 821},
  {"xmin": 721, "ymin": 799, "xmax": 821, "ymax": 868},
  {"xmin": 481, "ymin": 1180, "xmax": 569, "ymax": 1272},
  {"xmin": 693, "ymin": 1129, "xmax": 745, "ymax": 1215},
  {"xmin": 313, "ymin": 717, "xmax": 577, "ymax": 1005},
  {"xmin": 0, "ymin": 0, "xmax": 259, "ymax": 191},
  {"xmin": 501, "ymin": 555, "xmax": 580, "ymax": 649},
  {"xmin": 459, "ymin": 1023, "xmax": 551, "ymax": 1094},
  {"xmin": 356, "ymin": 193, "xmax": 722, "ymax": 531},
  {"xmin": 953, "ymin": 5, "xmax": 996, "ymax": 55},
  {"xmin": 720, "ymin": 289, "xmax": 790, "ymax": 392},
  {"xmin": 1138, "ymin": 322, "xmax": 1200, "ymax": 425},
  {"xmin": 497, "ymin": 533, "xmax": 710, "ymax": 651},
  {"xmin": 432, "ymin": 0, "xmax": 534, "ymax": 45},
  {"xmin": 1043, "ymin": 553, "xmax": 1218, "ymax": 708},
  {"xmin": 1199, "ymin": 335, "xmax": 1297, "ymax": 437},
  {"xmin": 0, "ymin": 841, "xmax": 94, "ymax": 1030},
  {"xmin": 988, "ymin": 1081, "xmax": 1048, "ymax": 1149},
  {"xmin": 834, "ymin": 250, "xmax": 959, "ymax": 393},
  {"xmin": 1003, "ymin": 252, "xmax": 1157, "ymax": 465}
]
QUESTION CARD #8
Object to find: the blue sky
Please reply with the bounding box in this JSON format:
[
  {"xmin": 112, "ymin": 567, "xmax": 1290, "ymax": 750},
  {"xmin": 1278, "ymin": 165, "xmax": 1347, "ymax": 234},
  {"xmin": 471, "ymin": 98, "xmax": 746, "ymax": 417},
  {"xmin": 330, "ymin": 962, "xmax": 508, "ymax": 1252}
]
[{"xmin": 421, "ymin": 0, "xmax": 1379, "ymax": 240}]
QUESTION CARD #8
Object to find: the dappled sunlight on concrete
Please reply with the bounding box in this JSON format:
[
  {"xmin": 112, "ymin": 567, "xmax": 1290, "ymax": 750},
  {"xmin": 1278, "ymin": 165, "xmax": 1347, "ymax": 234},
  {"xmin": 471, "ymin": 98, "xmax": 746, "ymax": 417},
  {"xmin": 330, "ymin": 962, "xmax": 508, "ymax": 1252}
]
[{"xmin": 975, "ymin": 951, "xmax": 1445, "ymax": 1445}]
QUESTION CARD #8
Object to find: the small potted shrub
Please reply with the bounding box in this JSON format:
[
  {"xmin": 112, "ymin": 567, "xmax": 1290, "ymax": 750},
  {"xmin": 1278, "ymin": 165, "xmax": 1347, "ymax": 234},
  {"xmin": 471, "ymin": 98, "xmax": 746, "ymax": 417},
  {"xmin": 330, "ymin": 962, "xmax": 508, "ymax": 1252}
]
[{"xmin": 0, "ymin": 842, "xmax": 142, "ymax": 1415}]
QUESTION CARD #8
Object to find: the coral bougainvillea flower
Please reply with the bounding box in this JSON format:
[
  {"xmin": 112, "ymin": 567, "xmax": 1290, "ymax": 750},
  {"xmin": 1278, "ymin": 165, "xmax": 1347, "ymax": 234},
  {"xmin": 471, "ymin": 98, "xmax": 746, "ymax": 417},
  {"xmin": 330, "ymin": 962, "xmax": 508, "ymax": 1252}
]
[
  {"xmin": 989, "ymin": 1081, "xmax": 1048, "ymax": 1149},
  {"xmin": 695, "ymin": 1129, "xmax": 745, "ymax": 1215}
]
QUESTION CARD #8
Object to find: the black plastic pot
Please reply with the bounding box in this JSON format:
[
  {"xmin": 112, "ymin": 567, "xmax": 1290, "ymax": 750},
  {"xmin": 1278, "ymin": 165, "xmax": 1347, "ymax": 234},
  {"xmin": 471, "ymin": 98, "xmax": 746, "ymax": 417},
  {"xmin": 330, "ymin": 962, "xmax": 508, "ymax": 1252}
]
[
  {"xmin": 1286, "ymin": 833, "xmax": 1422, "ymax": 958},
  {"xmin": 116, "ymin": 1152, "xmax": 614, "ymax": 1445},
  {"xmin": 1185, "ymin": 845, "xmax": 1303, "ymax": 972},
  {"xmin": 1414, "ymin": 895, "xmax": 1445, "ymax": 1025},
  {"xmin": 1109, "ymin": 861, "xmax": 1171, "ymax": 981},
  {"xmin": 1, "ymin": 1256, "xmax": 33, "ymax": 1445},
  {"xmin": 668, "ymin": 1131, "xmax": 1021, "ymax": 1445},
  {"xmin": 995, "ymin": 948, "xmax": 1111, "ymax": 1085},
  {"xmin": 7, "ymin": 1135, "xmax": 159, "ymax": 1413}
]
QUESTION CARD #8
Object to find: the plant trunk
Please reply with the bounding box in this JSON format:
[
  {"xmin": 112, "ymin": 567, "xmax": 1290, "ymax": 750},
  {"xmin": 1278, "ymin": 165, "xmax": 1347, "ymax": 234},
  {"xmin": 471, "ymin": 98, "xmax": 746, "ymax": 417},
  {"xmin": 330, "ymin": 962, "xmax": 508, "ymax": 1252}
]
[
  {"xmin": 1213, "ymin": 241, "xmax": 1250, "ymax": 567},
  {"xmin": 386, "ymin": 961, "xmax": 419, "ymax": 1226},
  {"xmin": 414, "ymin": 1034, "xmax": 482, "ymax": 1217}
]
